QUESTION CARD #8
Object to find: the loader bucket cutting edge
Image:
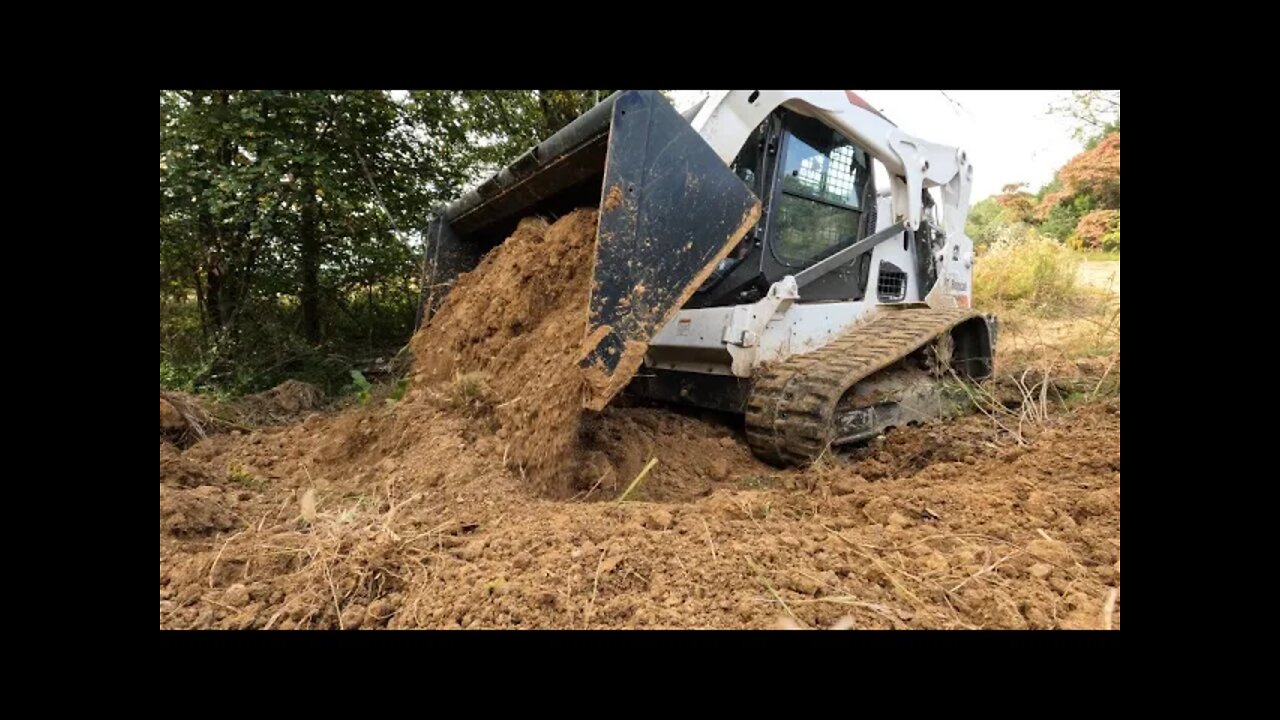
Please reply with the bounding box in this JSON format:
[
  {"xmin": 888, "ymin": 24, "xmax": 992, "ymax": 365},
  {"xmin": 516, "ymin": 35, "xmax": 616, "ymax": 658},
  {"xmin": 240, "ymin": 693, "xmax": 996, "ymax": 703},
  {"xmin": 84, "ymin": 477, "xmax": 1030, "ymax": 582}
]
[{"xmin": 579, "ymin": 91, "xmax": 761, "ymax": 411}]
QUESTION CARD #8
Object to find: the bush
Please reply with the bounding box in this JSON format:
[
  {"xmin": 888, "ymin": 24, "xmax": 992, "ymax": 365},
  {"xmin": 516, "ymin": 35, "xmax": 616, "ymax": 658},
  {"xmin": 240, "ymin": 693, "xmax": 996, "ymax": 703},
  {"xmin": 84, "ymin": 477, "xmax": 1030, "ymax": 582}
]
[
  {"xmin": 974, "ymin": 225, "xmax": 1081, "ymax": 312},
  {"xmin": 1068, "ymin": 209, "xmax": 1121, "ymax": 251}
]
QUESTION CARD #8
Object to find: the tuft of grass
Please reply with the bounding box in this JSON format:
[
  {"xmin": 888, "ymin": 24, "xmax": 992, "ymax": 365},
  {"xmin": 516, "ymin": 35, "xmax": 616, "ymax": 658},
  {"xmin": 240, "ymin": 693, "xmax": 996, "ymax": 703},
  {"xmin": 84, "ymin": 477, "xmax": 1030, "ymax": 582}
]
[
  {"xmin": 386, "ymin": 378, "xmax": 409, "ymax": 404},
  {"xmin": 974, "ymin": 232, "xmax": 1082, "ymax": 315},
  {"xmin": 738, "ymin": 475, "xmax": 783, "ymax": 491},
  {"xmin": 227, "ymin": 463, "xmax": 266, "ymax": 491},
  {"xmin": 446, "ymin": 371, "xmax": 498, "ymax": 414}
]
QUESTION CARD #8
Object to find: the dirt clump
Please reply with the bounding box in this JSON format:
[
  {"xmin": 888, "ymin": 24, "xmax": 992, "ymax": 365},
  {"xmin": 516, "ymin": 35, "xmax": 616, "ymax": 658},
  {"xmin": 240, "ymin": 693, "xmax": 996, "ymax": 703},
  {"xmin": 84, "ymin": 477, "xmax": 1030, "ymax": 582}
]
[
  {"xmin": 233, "ymin": 380, "xmax": 324, "ymax": 424},
  {"xmin": 160, "ymin": 391, "xmax": 212, "ymax": 447},
  {"xmin": 160, "ymin": 484, "xmax": 239, "ymax": 536}
]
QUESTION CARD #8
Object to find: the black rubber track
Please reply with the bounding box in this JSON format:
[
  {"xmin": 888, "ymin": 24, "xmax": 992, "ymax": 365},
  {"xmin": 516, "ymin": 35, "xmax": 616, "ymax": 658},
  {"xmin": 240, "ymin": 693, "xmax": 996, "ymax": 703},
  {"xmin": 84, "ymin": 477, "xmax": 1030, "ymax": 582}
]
[{"xmin": 745, "ymin": 306, "xmax": 979, "ymax": 466}]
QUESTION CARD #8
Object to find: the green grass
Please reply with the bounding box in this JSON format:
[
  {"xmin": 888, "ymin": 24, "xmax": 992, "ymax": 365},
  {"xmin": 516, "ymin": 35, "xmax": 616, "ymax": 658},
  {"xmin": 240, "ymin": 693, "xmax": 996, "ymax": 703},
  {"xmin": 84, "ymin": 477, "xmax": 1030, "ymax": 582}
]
[{"xmin": 226, "ymin": 463, "xmax": 266, "ymax": 491}]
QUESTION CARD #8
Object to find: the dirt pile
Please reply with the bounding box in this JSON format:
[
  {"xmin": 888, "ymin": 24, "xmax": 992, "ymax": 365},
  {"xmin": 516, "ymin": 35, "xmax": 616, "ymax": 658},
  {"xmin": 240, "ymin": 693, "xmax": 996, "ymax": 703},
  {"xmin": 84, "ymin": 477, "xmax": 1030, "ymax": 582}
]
[
  {"xmin": 408, "ymin": 210, "xmax": 599, "ymax": 495},
  {"xmin": 159, "ymin": 395, "xmax": 1119, "ymax": 630}
]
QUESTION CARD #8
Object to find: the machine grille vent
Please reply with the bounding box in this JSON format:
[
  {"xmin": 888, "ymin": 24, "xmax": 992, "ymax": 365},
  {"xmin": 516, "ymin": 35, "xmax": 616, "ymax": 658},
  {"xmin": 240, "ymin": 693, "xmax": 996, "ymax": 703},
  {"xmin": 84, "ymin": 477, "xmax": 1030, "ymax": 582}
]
[{"xmin": 877, "ymin": 263, "xmax": 907, "ymax": 302}]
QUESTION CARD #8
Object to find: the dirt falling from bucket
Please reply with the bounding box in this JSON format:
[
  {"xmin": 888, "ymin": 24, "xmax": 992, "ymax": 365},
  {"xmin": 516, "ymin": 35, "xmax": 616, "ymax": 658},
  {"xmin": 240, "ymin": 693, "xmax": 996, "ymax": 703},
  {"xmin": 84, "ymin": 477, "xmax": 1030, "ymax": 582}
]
[{"xmin": 408, "ymin": 210, "xmax": 600, "ymax": 496}]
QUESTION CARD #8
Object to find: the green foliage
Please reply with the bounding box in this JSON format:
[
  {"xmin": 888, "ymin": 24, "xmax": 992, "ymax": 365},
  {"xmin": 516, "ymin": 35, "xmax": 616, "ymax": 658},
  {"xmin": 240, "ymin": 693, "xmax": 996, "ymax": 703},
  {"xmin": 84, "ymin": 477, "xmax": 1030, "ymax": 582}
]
[
  {"xmin": 1101, "ymin": 218, "xmax": 1120, "ymax": 252},
  {"xmin": 1038, "ymin": 192, "xmax": 1096, "ymax": 241},
  {"xmin": 161, "ymin": 90, "xmax": 609, "ymax": 397},
  {"xmin": 386, "ymin": 378, "xmax": 410, "ymax": 404},
  {"xmin": 350, "ymin": 369, "xmax": 373, "ymax": 405},
  {"xmin": 965, "ymin": 197, "xmax": 1004, "ymax": 249},
  {"xmin": 227, "ymin": 463, "xmax": 266, "ymax": 491}
]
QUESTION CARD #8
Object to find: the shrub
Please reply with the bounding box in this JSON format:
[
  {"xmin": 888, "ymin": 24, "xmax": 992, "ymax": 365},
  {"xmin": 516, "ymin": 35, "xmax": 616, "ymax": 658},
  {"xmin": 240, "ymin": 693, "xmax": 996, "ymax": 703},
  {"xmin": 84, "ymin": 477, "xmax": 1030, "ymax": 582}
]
[
  {"xmin": 1068, "ymin": 209, "xmax": 1121, "ymax": 251},
  {"xmin": 974, "ymin": 225, "xmax": 1081, "ymax": 312}
]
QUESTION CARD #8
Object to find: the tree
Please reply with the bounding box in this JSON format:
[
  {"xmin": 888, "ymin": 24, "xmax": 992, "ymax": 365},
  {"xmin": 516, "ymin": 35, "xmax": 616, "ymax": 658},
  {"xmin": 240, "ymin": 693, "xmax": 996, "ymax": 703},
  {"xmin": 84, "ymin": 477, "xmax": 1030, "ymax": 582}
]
[
  {"xmin": 451, "ymin": 90, "xmax": 612, "ymax": 175},
  {"xmin": 161, "ymin": 89, "xmax": 612, "ymax": 394},
  {"xmin": 1070, "ymin": 209, "xmax": 1121, "ymax": 251},
  {"xmin": 1049, "ymin": 90, "xmax": 1120, "ymax": 146},
  {"xmin": 995, "ymin": 183, "xmax": 1038, "ymax": 224},
  {"xmin": 1058, "ymin": 132, "xmax": 1120, "ymax": 208}
]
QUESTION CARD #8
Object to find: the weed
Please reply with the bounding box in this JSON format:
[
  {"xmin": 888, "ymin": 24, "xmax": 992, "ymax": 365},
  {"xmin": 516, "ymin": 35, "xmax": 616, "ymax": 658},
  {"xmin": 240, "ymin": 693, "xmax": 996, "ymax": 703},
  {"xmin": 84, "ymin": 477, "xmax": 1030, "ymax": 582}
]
[
  {"xmin": 226, "ymin": 463, "xmax": 266, "ymax": 491},
  {"xmin": 350, "ymin": 370, "xmax": 373, "ymax": 405}
]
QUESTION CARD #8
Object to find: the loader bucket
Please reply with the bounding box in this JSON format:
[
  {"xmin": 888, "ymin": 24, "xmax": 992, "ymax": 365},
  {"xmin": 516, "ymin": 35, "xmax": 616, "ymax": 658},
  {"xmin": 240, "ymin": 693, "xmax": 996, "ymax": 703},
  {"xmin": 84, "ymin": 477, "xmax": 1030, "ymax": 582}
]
[{"xmin": 419, "ymin": 90, "xmax": 761, "ymax": 411}]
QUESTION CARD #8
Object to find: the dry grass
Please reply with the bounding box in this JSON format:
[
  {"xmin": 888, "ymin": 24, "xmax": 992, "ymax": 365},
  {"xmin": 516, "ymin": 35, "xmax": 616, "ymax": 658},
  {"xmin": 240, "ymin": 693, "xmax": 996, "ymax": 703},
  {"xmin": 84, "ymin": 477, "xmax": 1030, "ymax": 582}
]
[
  {"xmin": 195, "ymin": 484, "xmax": 449, "ymax": 630},
  {"xmin": 974, "ymin": 234, "xmax": 1082, "ymax": 315},
  {"xmin": 414, "ymin": 371, "xmax": 500, "ymax": 417}
]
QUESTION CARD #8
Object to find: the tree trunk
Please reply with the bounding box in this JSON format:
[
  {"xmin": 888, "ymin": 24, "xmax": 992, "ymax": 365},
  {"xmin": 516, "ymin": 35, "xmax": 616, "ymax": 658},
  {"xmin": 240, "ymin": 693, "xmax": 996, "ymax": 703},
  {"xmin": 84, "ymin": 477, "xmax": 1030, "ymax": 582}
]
[{"xmin": 300, "ymin": 174, "xmax": 321, "ymax": 344}]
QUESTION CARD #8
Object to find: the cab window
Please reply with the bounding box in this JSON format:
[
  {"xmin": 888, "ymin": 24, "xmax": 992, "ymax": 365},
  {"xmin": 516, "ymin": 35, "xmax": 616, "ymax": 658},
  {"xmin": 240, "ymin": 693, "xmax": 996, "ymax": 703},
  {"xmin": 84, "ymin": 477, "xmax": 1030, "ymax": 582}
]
[{"xmin": 771, "ymin": 116, "xmax": 870, "ymax": 267}]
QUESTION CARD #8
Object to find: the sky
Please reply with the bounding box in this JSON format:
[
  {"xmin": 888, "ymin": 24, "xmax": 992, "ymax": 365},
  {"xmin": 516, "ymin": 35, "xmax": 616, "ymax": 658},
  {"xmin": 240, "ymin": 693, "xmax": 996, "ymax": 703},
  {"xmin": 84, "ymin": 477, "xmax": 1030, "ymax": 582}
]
[{"xmin": 667, "ymin": 90, "xmax": 1083, "ymax": 202}]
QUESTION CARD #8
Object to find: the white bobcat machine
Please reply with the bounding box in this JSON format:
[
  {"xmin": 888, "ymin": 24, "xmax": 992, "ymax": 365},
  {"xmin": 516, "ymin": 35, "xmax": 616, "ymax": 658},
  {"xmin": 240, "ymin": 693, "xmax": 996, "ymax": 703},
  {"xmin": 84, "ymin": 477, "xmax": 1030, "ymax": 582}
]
[{"xmin": 418, "ymin": 90, "xmax": 996, "ymax": 466}]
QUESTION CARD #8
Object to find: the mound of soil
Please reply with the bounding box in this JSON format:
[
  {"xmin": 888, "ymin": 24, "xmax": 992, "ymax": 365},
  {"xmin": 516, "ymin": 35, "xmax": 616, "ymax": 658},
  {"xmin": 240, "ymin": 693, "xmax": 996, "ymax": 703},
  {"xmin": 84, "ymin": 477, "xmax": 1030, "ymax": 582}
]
[
  {"xmin": 160, "ymin": 388, "xmax": 1119, "ymax": 630},
  {"xmin": 408, "ymin": 210, "xmax": 599, "ymax": 495}
]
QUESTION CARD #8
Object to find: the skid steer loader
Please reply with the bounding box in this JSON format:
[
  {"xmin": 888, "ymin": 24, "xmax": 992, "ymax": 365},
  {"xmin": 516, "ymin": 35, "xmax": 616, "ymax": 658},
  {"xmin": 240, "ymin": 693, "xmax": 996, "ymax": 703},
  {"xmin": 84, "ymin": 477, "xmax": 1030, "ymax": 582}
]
[{"xmin": 418, "ymin": 90, "xmax": 996, "ymax": 467}]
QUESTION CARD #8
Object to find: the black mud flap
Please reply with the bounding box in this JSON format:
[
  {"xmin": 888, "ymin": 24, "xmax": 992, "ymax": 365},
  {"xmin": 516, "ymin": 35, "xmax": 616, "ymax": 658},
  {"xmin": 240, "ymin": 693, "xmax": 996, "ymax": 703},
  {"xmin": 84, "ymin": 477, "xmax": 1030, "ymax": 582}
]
[{"xmin": 579, "ymin": 90, "xmax": 761, "ymax": 411}]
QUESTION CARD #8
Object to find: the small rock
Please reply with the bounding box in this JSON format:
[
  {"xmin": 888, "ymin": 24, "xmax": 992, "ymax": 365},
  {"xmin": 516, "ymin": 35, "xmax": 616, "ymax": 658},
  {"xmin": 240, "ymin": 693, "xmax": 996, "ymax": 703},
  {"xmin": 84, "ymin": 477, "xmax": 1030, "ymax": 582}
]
[
  {"xmin": 785, "ymin": 573, "xmax": 821, "ymax": 596},
  {"xmin": 863, "ymin": 495, "xmax": 895, "ymax": 524},
  {"xmin": 458, "ymin": 540, "xmax": 486, "ymax": 561},
  {"xmin": 1029, "ymin": 563, "xmax": 1054, "ymax": 579},
  {"xmin": 923, "ymin": 552, "xmax": 949, "ymax": 573},
  {"xmin": 718, "ymin": 436, "xmax": 737, "ymax": 448},
  {"xmin": 223, "ymin": 583, "xmax": 251, "ymax": 608},
  {"xmin": 1027, "ymin": 537, "xmax": 1072, "ymax": 566},
  {"xmin": 707, "ymin": 458, "xmax": 731, "ymax": 482},
  {"xmin": 1079, "ymin": 489, "xmax": 1118, "ymax": 516},
  {"xmin": 1024, "ymin": 491, "xmax": 1056, "ymax": 518},
  {"xmin": 340, "ymin": 604, "xmax": 366, "ymax": 630},
  {"xmin": 645, "ymin": 509, "xmax": 674, "ymax": 531},
  {"xmin": 778, "ymin": 535, "xmax": 801, "ymax": 548},
  {"xmin": 367, "ymin": 598, "xmax": 397, "ymax": 625},
  {"xmin": 512, "ymin": 552, "xmax": 533, "ymax": 569},
  {"xmin": 887, "ymin": 511, "xmax": 912, "ymax": 528},
  {"xmin": 159, "ymin": 399, "xmax": 186, "ymax": 432}
]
